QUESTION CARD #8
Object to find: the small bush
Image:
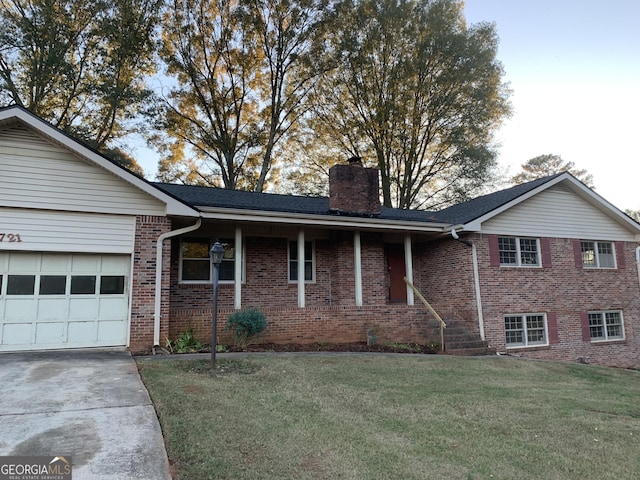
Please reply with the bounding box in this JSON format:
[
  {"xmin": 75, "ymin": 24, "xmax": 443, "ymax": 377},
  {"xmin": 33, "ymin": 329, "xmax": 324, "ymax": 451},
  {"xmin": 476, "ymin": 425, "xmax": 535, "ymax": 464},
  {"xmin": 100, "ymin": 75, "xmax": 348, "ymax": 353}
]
[{"xmin": 225, "ymin": 307, "xmax": 267, "ymax": 349}]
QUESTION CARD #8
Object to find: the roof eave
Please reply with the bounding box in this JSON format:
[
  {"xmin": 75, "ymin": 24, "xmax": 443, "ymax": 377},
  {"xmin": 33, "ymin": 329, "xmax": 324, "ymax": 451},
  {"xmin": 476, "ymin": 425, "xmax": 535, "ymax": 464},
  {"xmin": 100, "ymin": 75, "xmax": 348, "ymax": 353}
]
[{"xmin": 198, "ymin": 206, "xmax": 450, "ymax": 232}]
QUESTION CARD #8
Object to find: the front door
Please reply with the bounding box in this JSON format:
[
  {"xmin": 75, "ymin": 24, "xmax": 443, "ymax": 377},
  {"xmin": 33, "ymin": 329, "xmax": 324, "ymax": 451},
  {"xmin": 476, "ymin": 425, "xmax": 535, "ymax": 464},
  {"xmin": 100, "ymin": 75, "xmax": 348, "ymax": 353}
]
[{"xmin": 387, "ymin": 244, "xmax": 407, "ymax": 303}]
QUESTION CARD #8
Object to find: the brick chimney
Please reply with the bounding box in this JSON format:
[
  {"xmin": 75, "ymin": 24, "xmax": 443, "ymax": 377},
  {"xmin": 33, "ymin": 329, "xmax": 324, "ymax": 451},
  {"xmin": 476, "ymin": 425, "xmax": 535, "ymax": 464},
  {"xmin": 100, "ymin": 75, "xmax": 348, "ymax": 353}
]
[{"xmin": 329, "ymin": 158, "xmax": 381, "ymax": 215}]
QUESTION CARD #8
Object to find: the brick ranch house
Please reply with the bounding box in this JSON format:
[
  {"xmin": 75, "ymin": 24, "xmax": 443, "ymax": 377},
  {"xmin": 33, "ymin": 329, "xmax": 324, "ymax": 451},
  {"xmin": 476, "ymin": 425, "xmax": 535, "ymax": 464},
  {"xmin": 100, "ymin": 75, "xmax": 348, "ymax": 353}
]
[{"xmin": 1, "ymin": 105, "xmax": 640, "ymax": 368}]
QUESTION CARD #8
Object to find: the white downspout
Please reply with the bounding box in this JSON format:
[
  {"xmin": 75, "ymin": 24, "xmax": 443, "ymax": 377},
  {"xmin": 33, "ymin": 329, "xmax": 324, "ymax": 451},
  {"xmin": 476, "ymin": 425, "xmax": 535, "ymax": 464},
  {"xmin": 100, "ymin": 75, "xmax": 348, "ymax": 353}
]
[
  {"xmin": 471, "ymin": 244, "xmax": 485, "ymax": 341},
  {"xmin": 451, "ymin": 229, "xmax": 485, "ymax": 341},
  {"xmin": 153, "ymin": 217, "xmax": 202, "ymax": 347},
  {"xmin": 636, "ymin": 246, "xmax": 640, "ymax": 294}
]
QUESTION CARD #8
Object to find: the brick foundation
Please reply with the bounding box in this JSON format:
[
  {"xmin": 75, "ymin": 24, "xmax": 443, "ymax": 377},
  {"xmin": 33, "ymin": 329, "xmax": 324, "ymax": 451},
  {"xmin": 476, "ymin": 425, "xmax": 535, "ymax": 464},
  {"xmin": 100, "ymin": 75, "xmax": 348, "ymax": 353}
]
[{"xmin": 169, "ymin": 304, "xmax": 442, "ymax": 347}]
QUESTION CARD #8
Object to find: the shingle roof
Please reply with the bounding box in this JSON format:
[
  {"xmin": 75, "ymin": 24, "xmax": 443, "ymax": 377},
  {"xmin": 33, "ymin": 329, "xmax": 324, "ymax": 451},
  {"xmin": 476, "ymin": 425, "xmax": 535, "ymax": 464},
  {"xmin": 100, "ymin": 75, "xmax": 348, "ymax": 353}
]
[
  {"xmin": 153, "ymin": 182, "xmax": 444, "ymax": 223},
  {"xmin": 153, "ymin": 173, "xmax": 564, "ymax": 226},
  {"xmin": 154, "ymin": 183, "xmax": 328, "ymax": 214}
]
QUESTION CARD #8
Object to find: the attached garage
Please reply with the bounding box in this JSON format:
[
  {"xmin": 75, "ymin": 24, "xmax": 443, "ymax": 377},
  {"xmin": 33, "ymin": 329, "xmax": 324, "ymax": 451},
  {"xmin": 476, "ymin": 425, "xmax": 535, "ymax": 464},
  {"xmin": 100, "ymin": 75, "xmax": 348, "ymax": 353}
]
[
  {"xmin": 0, "ymin": 105, "xmax": 198, "ymax": 352},
  {"xmin": 0, "ymin": 252, "xmax": 130, "ymax": 350}
]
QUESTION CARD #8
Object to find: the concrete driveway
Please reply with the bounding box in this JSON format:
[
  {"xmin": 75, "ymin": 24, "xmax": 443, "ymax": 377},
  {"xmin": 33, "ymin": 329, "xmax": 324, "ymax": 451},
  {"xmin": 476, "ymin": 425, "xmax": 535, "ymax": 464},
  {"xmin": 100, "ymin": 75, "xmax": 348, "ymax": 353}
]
[{"xmin": 0, "ymin": 350, "xmax": 171, "ymax": 480}]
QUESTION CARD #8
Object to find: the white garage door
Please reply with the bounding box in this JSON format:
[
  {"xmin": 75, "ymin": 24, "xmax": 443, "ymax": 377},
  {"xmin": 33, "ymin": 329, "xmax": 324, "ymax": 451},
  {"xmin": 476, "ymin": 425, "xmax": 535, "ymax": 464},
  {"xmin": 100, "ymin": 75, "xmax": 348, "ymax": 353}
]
[{"xmin": 0, "ymin": 252, "xmax": 130, "ymax": 351}]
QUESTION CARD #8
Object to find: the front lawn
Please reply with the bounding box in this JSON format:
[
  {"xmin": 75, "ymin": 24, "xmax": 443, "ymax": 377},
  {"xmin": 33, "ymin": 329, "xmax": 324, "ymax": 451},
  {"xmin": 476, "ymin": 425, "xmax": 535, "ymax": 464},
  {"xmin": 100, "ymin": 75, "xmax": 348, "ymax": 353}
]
[{"xmin": 137, "ymin": 355, "xmax": 640, "ymax": 480}]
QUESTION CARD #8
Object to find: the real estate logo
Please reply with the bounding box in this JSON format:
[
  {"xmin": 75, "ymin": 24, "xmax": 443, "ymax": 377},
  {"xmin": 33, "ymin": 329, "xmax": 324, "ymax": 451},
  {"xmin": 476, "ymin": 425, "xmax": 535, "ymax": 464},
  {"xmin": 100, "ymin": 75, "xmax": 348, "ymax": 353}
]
[{"xmin": 0, "ymin": 456, "xmax": 72, "ymax": 480}]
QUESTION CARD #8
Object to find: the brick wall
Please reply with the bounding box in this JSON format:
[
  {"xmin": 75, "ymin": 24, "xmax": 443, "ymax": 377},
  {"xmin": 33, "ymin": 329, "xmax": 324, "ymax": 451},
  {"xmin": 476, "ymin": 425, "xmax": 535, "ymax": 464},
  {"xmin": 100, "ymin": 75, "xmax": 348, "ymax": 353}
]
[
  {"xmin": 168, "ymin": 230, "xmax": 445, "ymax": 346},
  {"xmin": 418, "ymin": 236, "xmax": 479, "ymax": 329},
  {"xmin": 474, "ymin": 234, "xmax": 640, "ymax": 368},
  {"xmin": 169, "ymin": 232, "xmax": 396, "ymax": 314},
  {"xmin": 166, "ymin": 226, "xmax": 640, "ymax": 368},
  {"xmin": 129, "ymin": 215, "xmax": 172, "ymax": 353},
  {"xmin": 170, "ymin": 304, "xmax": 443, "ymax": 347}
]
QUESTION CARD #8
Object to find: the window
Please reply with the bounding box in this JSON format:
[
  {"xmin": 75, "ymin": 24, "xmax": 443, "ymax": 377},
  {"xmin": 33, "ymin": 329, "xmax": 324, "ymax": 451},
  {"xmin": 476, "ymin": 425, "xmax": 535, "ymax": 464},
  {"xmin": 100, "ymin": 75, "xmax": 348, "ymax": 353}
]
[
  {"xmin": 181, "ymin": 239, "xmax": 211, "ymax": 282},
  {"xmin": 40, "ymin": 275, "xmax": 67, "ymax": 295},
  {"xmin": 70, "ymin": 276, "xmax": 96, "ymax": 294},
  {"xmin": 588, "ymin": 311, "xmax": 624, "ymax": 341},
  {"xmin": 498, "ymin": 237, "xmax": 540, "ymax": 267},
  {"xmin": 581, "ymin": 241, "xmax": 615, "ymax": 268},
  {"xmin": 289, "ymin": 240, "xmax": 314, "ymax": 282},
  {"xmin": 180, "ymin": 238, "xmax": 238, "ymax": 283},
  {"xmin": 7, "ymin": 275, "xmax": 35, "ymax": 295},
  {"xmin": 504, "ymin": 314, "xmax": 548, "ymax": 347},
  {"xmin": 100, "ymin": 276, "xmax": 125, "ymax": 295},
  {"xmin": 217, "ymin": 242, "xmax": 236, "ymax": 282}
]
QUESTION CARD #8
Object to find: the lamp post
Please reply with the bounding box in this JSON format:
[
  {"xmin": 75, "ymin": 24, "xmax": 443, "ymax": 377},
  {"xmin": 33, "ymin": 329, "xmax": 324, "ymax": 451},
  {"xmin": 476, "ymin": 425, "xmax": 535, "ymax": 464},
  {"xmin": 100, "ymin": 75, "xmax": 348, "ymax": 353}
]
[{"xmin": 210, "ymin": 241, "xmax": 225, "ymax": 368}]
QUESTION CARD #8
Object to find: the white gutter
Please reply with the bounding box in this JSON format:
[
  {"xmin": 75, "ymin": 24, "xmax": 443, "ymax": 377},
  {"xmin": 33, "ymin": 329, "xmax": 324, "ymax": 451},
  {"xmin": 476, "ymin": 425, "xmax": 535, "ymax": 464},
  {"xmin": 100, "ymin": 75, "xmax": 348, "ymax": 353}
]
[{"xmin": 153, "ymin": 218, "xmax": 202, "ymax": 347}]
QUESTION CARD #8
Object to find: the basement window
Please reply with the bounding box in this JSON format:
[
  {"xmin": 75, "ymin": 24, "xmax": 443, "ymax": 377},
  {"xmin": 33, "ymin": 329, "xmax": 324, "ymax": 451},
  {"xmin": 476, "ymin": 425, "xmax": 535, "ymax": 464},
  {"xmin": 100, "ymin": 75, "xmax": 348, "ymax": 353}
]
[
  {"xmin": 589, "ymin": 311, "xmax": 624, "ymax": 341},
  {"xmin": 504, "ymin": 313, "xmax": 548, "ymax": 348}
]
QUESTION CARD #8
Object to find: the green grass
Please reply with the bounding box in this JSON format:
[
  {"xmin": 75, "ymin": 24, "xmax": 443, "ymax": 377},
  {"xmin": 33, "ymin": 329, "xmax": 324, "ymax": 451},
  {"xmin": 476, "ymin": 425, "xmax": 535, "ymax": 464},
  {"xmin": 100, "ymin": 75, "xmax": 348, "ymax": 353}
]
[{"xmin": 137, "ymin": 355, "xmax": 640, "ymax": 480}]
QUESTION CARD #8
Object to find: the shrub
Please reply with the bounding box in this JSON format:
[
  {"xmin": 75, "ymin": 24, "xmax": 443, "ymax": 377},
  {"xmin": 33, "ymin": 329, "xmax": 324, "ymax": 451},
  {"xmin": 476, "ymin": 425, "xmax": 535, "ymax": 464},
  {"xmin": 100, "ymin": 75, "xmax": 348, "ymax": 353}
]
[
  {"xmin": 225, "ymin": 307, "xmax": 267, "ymax": 349},
  {"xmin": 166, "ymin": 330, "xmax": 203, "ymax": 353}
]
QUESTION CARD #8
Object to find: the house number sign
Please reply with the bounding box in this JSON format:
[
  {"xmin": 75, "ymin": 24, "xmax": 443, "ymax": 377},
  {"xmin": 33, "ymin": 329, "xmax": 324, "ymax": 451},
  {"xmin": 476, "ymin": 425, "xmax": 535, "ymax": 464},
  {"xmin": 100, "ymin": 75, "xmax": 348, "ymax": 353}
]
[{"xmin": 0, "ymin": 233, "xmax": 22, "ymax": 242}]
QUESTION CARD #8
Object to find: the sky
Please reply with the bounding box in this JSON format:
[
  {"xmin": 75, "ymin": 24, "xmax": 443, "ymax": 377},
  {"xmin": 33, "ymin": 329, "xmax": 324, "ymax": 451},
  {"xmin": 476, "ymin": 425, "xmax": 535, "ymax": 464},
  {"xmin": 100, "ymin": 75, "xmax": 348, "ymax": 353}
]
[
  {"xmin": 463, "ymin": 0, "xmax": 640, "ymax": 212},
  {"xmin": 134, "ymin": 0, "xmax": 640, "ymax": 213}
]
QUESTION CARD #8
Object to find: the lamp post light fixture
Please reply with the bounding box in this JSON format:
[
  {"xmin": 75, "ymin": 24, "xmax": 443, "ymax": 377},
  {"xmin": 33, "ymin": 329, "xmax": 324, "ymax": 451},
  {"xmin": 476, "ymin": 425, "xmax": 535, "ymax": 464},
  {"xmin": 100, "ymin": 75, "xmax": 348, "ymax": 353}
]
[{"xmin": 209, "ymin": 241, "xmax": 225, "ymax": 368}]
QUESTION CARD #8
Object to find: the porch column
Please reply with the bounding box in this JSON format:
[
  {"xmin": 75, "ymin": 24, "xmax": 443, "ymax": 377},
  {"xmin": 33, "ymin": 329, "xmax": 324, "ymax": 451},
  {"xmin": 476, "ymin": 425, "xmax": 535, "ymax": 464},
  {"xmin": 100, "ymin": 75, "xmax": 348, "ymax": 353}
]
[
  {"xmin": 354, "ymin": 231, "xmax": 363, "ymax": 306},
  {"xmin": 234, "ymin": 226, "xmax": 242, "ymax": 310},
  {"xmin": 404, "ymin": 234, "xmax": 414, "ymax": 305},
  {"xmin": 297, "ymin": 229, "xmax": 305, "ymax": 308}
]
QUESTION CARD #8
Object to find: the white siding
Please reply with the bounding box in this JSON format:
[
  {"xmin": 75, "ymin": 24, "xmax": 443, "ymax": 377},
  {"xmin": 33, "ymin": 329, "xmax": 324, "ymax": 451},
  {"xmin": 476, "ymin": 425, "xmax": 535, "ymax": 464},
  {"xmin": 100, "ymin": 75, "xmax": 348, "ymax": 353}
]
[
  {"xmin": 482, "ymin": 186, "xmax": 636, "ymax": 241},
  {"xmin": 0, "ymin": 125, "xmax": 166, "ymax": 216},
  {"xmin": 0, "ymin": 208, "xmax": 135, "ymax": 254}
]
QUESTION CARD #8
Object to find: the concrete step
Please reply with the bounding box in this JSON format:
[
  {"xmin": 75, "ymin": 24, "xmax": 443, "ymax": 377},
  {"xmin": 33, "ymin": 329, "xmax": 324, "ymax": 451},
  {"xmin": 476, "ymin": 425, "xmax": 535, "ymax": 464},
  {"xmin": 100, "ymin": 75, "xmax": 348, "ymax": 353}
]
[
  {"xmin": 439, "ymin": 319, "xmax": 495, "ymax": 356},
  {"xmin": 445, "ymin": 346, "xmax": 497, "ymax": 356}
]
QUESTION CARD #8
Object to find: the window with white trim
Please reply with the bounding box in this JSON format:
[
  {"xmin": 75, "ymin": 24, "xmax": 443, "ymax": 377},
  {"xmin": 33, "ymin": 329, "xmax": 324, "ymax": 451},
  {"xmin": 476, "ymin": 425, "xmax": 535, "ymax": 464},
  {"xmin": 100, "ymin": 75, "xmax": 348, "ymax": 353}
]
[
  {"xmin": 589, "ymin": 310, "xmax": 624, "ymax": 341},
  {"xmin": 180, "ymin": 238, "xmax": 239, "ymax": 283},
  {"xmin": 498, "ymin": 237, "xmax": 540, "ymax": 267},
  {"xmin": 581, "ymin": 241, "xmax": 615, "ymax": 268},
  {"xmin": 504, "ymin": 314, "xmax": 548, "ymax": 347},
  {"xmin": 288, "ymin": 240, "xmax": 314, "ymax": 282}
]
